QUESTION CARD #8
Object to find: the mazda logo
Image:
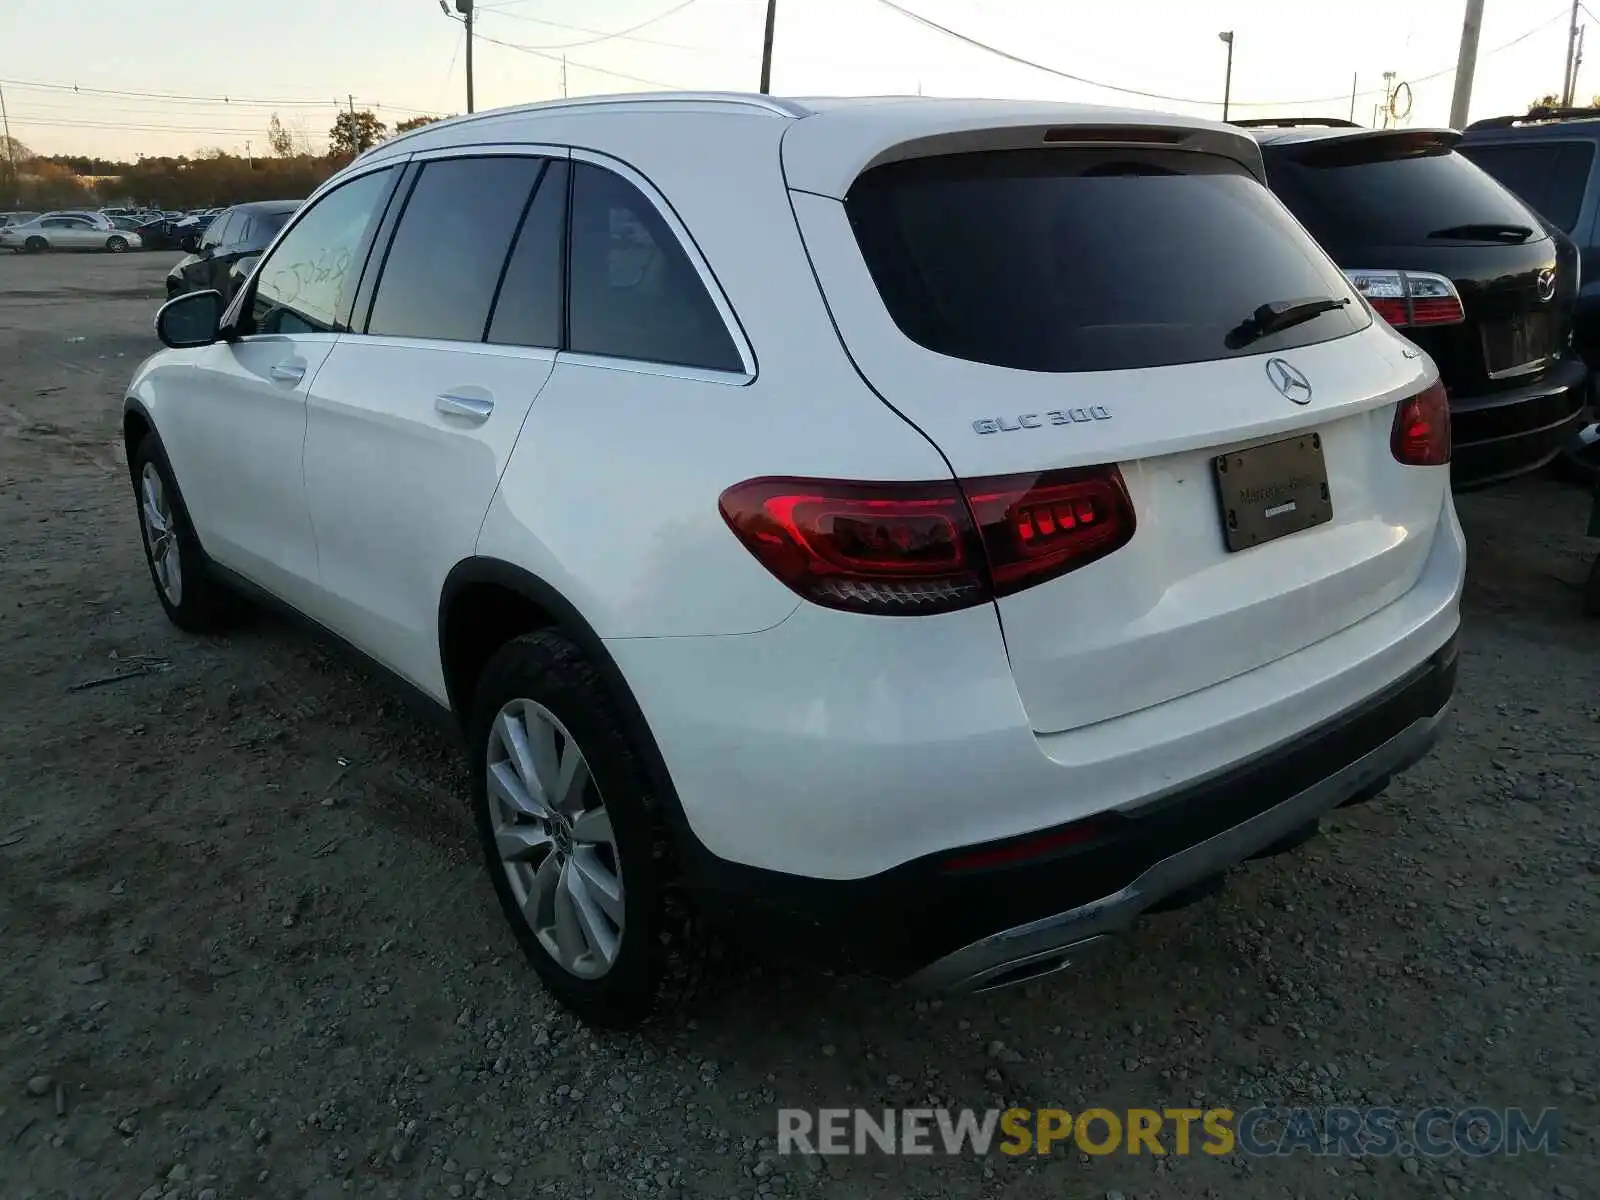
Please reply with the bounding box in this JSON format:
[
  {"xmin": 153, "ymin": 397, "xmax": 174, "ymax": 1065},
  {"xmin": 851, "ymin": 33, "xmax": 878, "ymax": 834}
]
[
  {"xmin": 1536, "ymin": 267, "xmax": 1557, "ymax": 303},
  {"xmin": 1265, "ymin": 358, "xmax": 1313, "ymax": 405}
]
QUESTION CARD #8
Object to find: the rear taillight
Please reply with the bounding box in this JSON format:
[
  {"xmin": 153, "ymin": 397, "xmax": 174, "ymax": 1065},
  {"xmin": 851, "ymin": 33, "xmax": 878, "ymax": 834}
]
[
  {"xmin": 1344, "ymin": 269, "xmax": 1466, "ymax": 328},
  {"xmin": 1390, "ymin": 379, "xmax": 1452, "ymax": 466},
  {"xmin": 718, "ymin": 467, "xmax": 1136, "ymax": 615}
]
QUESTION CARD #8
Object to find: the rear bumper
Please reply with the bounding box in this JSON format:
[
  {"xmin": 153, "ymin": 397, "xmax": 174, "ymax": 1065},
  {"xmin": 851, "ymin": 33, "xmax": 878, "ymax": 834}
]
[
  {"xmin": 1450, "ymin": 356, "xmax": 1588, "ymax": 489},
  {"xmin": 690, "ymin": 633, "xmax": 1456, "ymax": 986}
]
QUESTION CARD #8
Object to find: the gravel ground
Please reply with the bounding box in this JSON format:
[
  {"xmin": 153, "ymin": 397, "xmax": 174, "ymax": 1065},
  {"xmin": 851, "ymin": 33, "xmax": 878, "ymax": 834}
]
[{"xmin": 1, "ymin": 251, "xmax": 1598, "ymax": 1200}]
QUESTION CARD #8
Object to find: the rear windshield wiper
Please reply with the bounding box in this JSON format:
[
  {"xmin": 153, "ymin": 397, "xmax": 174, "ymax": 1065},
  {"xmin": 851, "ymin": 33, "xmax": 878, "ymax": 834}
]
[
  {"xmin": 1426, "ymin": 222, "xmax": 1535, "ymax": 243},
  {"xmin": 1226, "ymin": 296, "xmax": 1351, "ymax": 349}
]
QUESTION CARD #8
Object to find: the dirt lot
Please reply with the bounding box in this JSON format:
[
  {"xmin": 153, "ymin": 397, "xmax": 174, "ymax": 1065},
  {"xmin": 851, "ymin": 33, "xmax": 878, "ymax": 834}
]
[{"xmin": 1, "ymin": 250, "xmax": 1598, "ymax": 1200}]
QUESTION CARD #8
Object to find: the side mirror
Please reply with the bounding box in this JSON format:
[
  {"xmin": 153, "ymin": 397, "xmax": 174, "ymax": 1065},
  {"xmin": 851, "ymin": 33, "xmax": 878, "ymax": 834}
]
[
  {"xmin": 155, "ymin": 290, "xmax": 224, "ymax": 349},
  {"xmin": 231, "ymin": 255, "xmax": 259, "ymax": 282}
]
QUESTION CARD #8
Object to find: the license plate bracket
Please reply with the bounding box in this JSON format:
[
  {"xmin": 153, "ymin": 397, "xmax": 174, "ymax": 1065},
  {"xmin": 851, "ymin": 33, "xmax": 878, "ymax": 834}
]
[{"xmin": 1213, "ymin": 433, "xmax": 1333, "ymax": 552}]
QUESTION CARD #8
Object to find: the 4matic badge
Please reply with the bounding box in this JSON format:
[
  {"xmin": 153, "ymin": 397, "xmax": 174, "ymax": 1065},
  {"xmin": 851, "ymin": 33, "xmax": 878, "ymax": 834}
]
[{"xmin": 972, "ymin": 406, "xmax": 1112, "ymax": 435}]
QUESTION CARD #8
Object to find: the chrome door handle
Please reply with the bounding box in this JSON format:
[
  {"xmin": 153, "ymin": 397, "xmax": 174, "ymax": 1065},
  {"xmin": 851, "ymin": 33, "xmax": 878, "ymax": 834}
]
[
  {"xmin": 435, "ymin": 393, "xmax": 494, "ymax": 422},
  {"xmin": 269, "ymin": 363, "xmax": 305, "ymax": 384}
]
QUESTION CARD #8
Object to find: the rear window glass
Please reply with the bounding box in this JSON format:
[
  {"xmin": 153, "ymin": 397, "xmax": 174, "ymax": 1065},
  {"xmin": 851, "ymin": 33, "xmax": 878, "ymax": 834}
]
[
  {"xmin": 846, "ymin": 148, "xmax": 1366, "ymax": 374},
  {"xmin": 1458, "ymin": 140, "xmax": 1594, "ymax": 232},
  {"xmin": 1265, "ymin": 137, "xmax": 1545, "ymax": 246}
]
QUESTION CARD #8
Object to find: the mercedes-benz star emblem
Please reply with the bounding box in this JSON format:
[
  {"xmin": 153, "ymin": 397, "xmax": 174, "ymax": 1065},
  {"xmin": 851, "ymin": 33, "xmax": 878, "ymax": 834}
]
[
  {"xmin": 1265, "ymin": 357, "xmax": 1313, "ymax": 405},
  {"xmin": 1536, "ymin": 267, "xmax": 1557, "ymax": 304}
]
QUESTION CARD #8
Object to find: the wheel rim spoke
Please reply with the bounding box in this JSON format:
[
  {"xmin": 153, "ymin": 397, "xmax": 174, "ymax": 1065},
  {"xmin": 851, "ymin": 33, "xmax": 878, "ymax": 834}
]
[
  {"xmin": 493, "ymin": 710, "xmax": 551, "ymax": 814},
  {"xmin": 488, "ymin": 758, "xmax": 549, "ymax": 820},
  {"xmin": 523, "ymin": 848, "xmax": 561, "ymax": 928},
  {"xmin": 563, "ymin": 863, "xmax": 620, "ymax": 965},
  {"xmin": 570, "ymin": 807, "xmax": 612, "ymax": 846},
  {"xmin": 496, "ymin": 824, "xmax": 552, "ymax": 863},
  {"xmin": 551, "ymin": 868, "xmax": 590, "ymax": 966},
  {"xmin": 552, "ymin": 747, "xmax": 590, "ymax": 816},
  {"xmin": 569, "ymin": 846, "xmax": 625, "ymax": 925}
]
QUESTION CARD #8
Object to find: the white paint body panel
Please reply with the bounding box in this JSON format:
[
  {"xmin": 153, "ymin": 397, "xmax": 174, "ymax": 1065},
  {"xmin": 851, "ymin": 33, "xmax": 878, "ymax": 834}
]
[{"xmin": 300, "ymin": 337, "xmax": 558, "ymax": 697}]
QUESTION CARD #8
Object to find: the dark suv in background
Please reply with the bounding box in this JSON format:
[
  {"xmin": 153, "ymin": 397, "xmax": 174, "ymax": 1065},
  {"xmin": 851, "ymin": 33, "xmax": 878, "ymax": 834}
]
[
  {"xmin": 1242, "ymin": 119, "xmax": 1588, "ymax": 488},
  {"xmin": 1459, "ymin": 107, "xmax": 1600, "ymax": 366},
  {"xmin": 166, "ymin": 200, "xmax": 300, "ymax": 305}
]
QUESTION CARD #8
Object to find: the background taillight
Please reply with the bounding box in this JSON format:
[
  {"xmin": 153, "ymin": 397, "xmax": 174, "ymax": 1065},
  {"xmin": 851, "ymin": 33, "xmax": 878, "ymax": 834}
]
[
  {"xmin": 1390, "ymin": 380, "xmax": 1452, "ymax": 466},
  {"xmin": 1345, "ymin": 269, "xmax": 1466, "ymax": 328},
  {"xmin": 719, "ymin": 467, "xmax": 1136, "ymax": 615}
]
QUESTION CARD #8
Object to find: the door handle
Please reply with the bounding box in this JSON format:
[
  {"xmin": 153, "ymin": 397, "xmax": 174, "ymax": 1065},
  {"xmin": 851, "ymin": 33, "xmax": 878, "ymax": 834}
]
[
  {"xmin": 269, "ymin": 363, "xmax": 305, "ymax": 384},
  {"xmin": 435, "ymin": 393, "xmax": 494, "ymax": 422}
]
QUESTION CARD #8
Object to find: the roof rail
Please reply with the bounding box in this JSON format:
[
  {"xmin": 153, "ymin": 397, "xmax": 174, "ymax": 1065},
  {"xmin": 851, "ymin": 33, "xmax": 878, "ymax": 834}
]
[
  {"xmin": 1465, "ymin": 104, "xmax": 1600, "ymax": 130},
  {"xmin": 1230, "ymin": 117, "xmax": 1362, "ymax": 129}
]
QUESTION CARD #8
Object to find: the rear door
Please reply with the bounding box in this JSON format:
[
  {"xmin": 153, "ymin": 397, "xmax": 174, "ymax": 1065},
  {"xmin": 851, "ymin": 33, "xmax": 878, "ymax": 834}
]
[
  {"xmin": 792, "ymin": 142, "xmax": 1443, "ymax": 735},
  {"xmin": 300, "ymin": 151, "xmax": 567, "ymax": 696}
]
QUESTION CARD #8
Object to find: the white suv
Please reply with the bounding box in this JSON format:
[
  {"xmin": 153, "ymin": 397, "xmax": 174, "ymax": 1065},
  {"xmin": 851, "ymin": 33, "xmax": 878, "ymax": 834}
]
[{"xmin": 128, "ymin": 93, "xmax": 1463, "ymax": 1027}]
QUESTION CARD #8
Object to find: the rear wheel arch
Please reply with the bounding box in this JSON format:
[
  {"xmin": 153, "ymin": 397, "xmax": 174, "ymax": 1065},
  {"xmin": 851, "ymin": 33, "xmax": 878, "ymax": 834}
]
[{"xmin": 438, "ymin": 559, "xmax": 694, "ymax": 840}]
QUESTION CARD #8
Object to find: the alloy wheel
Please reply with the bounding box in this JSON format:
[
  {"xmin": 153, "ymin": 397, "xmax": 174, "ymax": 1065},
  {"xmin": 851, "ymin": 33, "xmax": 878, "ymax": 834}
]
[
  {"xmin": 486, "ymin": 698, "xmax": 625, "ymax": 978},
  {"xmin": 140, "ymin": 462, "xmax": 183, "ymax": 606}
]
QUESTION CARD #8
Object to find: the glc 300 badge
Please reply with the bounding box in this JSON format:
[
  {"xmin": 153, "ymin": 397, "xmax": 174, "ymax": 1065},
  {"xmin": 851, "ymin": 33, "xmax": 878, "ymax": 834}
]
[{"xmin": 973, "ymin": 406, "xmax": 1112, "ymax": 435}]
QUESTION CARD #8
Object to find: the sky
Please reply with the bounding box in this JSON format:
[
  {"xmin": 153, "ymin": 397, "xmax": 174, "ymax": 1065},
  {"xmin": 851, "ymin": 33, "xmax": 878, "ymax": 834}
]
[{"xmin": 0, "ymin": 0, "xmax": 1592, "ymax": 161}]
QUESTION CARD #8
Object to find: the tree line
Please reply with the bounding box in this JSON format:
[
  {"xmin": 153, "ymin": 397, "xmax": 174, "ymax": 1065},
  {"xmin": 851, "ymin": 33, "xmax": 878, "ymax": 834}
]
[{"xmin": 1, "ymin": 110, "xmax": 447, "ymax": 212}]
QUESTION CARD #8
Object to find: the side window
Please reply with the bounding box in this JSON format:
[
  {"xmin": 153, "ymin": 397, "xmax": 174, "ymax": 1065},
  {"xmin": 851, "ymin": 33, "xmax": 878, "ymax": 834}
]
[
  {"xmin": 41, "ymin": 218, "xmax": 66, "ymax": 228},
  {"xmin": 367, "ymin": 155, "xmax": 545, "ymax": 342},
  {"xmin": 567, "ymin": 162, "xmax": 743, "ymax": 372},
  {"xmin": 249, "ymin": 167, "xmax": 395, "ymax": 336},
  {"xmin": 201, "ymin": 213, "xmax": 232, "ymax": 249},
  {"xmin": 488, "ymin": 159, "xmax": 568, "ymax": 349},
  {"xmin": 233, "ymin": 216, "xmax": 255, "ymax": 246}
]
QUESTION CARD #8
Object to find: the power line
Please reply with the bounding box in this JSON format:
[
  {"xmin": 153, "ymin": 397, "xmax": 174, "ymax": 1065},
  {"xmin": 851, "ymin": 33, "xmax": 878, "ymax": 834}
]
[
  {"xmin": 871, "ymin": 0, "xmax": 1572, "ymax": 109},
  {"xmin": 476, "ymin": 0, "xmax": 699, "ymax": 51},
  {"xmin": 0, "ymin": 77, "xmax": 444, "ymax": 117},
  {"xmin": 471, "ymin": 27, "xmax": 689, "ymax": 89}
]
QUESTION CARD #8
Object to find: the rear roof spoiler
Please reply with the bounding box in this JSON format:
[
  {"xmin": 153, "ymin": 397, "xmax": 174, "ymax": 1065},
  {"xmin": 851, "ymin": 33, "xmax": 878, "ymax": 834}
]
[{"xmin": 1465, "ymin": 105, "xmax": 1600, "ymax": 130}]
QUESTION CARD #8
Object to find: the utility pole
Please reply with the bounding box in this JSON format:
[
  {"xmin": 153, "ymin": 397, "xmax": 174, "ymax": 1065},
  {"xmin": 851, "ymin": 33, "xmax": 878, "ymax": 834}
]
[
  {"xmin": 1564, "ymin": 0, "xmax": 1582, "ymax": 106},
  {"xmin": 348, "ymin": 93, "xmax": 356, "ymax": 116},
  {"xmin": 561, "ymin": 56, "xmax": 568, "ymax": 99},
  {"xmin": 245, "ymin": 140, "xmax": 253, "ymax": 167},
  {"xmin": 460, "ymin": 0, "xmax": 475, "ymax": 113},
  {"xmin": 1571, "ymin": 25, "xmax": 1587, "ymax": 106},
  {"xmin": 759, "ymin": 0, "xmax": 777, "ymax": 93},
  {"xmin": 1448, "ymin": 0, "xmax": 1484, "ymax": 128},
  {"xmin": 0, "ymin": 83, "xmax": 16, "ymax": 199},
  {"xmin": 1217, "ymin": 31, "xmax": 1234, "ymax": 122},
  {"xmin": 1349, "ymin": 72, "xmax": 1359, "ymax": 123}
]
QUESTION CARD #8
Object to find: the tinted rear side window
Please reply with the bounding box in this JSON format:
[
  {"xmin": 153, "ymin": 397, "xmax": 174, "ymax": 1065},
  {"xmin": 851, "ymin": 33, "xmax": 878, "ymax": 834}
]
[
  {"xmin": 567, "ymin": 162, "xmax": 743, "ymax": 372},
  {"xmin": 846, "ymin": 148, "xmax": 1366, "ymax": 374},
  {"xmin": 1458, "ymin": 140, "xmax": 1595, "ymax": 233},
  {"xmin": 254, "ymin": 210, "xmax": 292, "ymax": 246},
  {"xmin": 368, "ymin": 155, "xmax": 545, "ymax": 342},
  {"xmin": 488, "ymin": 160, "xmax": 567, "ymax": 350},
  {"xmin": 1265, "ymin": 136, "xmax": 1544, "ymax": 247}
]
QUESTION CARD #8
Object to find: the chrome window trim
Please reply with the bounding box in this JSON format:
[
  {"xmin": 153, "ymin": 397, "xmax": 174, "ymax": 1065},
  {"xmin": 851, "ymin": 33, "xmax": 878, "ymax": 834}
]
[
  {"xmin": 408, "ymin": 142, "xmax": 572, "ymax": 163},
  {"xmin": 555, "ymin": 350, "xmax": 753, "ymax": 387},
  {"xmin": 566, "ymin": 146, "xmax": 757, "ymax": 381}
]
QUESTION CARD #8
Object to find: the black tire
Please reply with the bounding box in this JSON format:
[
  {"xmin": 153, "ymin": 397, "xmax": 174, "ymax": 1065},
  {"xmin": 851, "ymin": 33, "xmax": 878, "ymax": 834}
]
[
  {"xmin": 106, "ymin": 235, "xmax": 129, "ymax": 253},
  {"xmin": 1585, "ymin": 555, "xmax": 1600, "ymax": 618},
  {"xmin": 130, "ymin": 432, "xmax": 240, "ymax": 633},
  {"xmin": 468, "ymin": 631, "xmax": 705, "ymax": 1028},
  {"xmin": 23, "ymin": 236, "xmax": 46, "ymax": 254}
]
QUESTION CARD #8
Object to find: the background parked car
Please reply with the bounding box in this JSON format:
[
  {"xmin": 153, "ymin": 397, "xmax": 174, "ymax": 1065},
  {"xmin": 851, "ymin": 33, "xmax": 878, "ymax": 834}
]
[
  {"xmin": 133, "ymin": 216, "xmax": 186, "ymax": 251},
  {"xmin": 165, "ymin": 199, "xmax": 300, "ymax": 302},
  {"xmin": 1241, "ymin": 118, "xmax": 1588, "ymax": 488},
  {"xmin": 0, "ymin": 211, "xmax": 41, "ymax": 229},
  {"xmin": 0, "ymin": 212, "xmax": 141, "ymax": 254},
  {"xmin": 172, "ymin": 212, "xmax": 217, "ymax": 253}
]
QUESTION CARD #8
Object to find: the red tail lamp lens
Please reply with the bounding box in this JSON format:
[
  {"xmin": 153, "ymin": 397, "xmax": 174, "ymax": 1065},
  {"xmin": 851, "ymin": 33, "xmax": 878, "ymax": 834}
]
[
  {"xmin": 719, "ymin": 467, "xmax": 1136, "ymax": 615},
  {"xmin": 964, "ymin": 469, "xmax": 1136, "ymax": 597},
  {"xmin": 1390, "ymin": 380, "xmax": 1451, "ymax": 466}
]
